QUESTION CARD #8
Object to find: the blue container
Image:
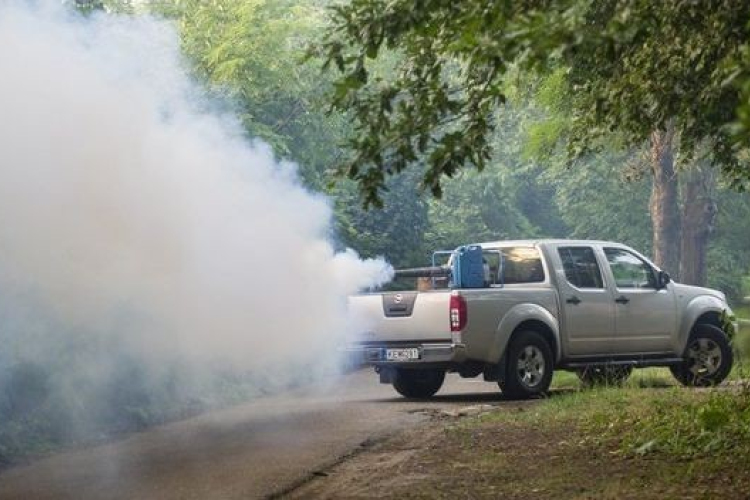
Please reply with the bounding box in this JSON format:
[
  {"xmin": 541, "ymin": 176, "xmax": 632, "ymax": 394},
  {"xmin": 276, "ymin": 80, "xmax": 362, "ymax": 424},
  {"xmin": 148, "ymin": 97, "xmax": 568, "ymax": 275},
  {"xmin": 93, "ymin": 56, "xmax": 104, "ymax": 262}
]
[{"xmin": 452, "ymin": 245, "xmax": 485, "ymax": 289}]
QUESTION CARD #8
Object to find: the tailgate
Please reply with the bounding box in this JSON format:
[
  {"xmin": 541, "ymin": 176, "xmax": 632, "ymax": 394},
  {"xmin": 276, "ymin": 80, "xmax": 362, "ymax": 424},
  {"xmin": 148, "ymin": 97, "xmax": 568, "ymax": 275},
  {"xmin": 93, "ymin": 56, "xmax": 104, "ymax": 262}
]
[{"xmin": 348, "ymin": 291, "xmax": 453, "ymax": 342}]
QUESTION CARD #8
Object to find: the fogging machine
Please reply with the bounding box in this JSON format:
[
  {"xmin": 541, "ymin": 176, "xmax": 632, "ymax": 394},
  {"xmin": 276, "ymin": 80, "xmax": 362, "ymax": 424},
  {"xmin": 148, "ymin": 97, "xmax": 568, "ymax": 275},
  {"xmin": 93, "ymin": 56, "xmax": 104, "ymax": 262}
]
[{"xmin": 393, "ymin": 245, "xmax": 503, "ymax": 289}]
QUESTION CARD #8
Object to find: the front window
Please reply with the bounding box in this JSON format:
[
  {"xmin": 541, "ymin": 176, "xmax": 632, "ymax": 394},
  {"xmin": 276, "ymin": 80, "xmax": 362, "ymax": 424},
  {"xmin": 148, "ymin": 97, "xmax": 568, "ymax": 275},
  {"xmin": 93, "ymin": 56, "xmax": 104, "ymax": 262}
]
[{"xmin": 604, "ymin": 248, "xmax": 656, "ymax": 289}]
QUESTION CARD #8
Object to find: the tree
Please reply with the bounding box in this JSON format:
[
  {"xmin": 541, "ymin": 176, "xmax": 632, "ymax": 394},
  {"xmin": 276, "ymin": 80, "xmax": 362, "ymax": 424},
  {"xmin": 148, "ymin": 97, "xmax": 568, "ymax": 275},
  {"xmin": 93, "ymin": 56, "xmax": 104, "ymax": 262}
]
[
  {"xmin": 334, "ymin": 169, "xmax": 430, "ymax": 269},
  {"xmin": 316, "ymin": 0, "xmax": 574, "ymax": 207},
  {"xmin": 318, "ymin": 0, "xmax": 750, "ymax": 284},
  {"xmin": 149, "ymin": 0, "xmax": 436, "ymax": 264},
  {"xmin": 425, "ymin": 97, "xmax": 566, "ymax": 250},
  {"xmin": 558, "ymin": 1, "xmax": 750, "ymax": 280},
  {"xmin": 318, "ymin": 0, "xmax": 750, "ymax": 208},
  {"xmin": 154, "ymin": 0, "xmax": 338, "ymax": 165}
]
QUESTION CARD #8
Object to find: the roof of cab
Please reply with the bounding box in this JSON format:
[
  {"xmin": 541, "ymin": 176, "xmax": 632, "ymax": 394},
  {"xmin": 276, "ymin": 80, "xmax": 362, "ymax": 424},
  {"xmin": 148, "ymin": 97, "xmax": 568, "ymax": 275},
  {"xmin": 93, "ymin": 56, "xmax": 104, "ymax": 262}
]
[{"xmin": 474, "ymin": 239, "xmax": 627, "ymax": 248}]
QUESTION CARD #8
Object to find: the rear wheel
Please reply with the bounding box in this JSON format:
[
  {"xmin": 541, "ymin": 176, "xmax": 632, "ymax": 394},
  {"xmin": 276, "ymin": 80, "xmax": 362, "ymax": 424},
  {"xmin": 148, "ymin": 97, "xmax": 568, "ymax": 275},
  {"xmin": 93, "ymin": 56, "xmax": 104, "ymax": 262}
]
[
  {"xmin": 393, "ymin": 368, "xmax": 445, "ymax": 399},
  {"xmin": 576, "ymin": 365, "xmax": 633, "ymax": 386},
  {"xmin": 671, "ymin": 323, "xmax": 733, "ymax": 387},
  {"xmin": 499, "ymin": 330, "xmax": 554, "ymax": 400}
]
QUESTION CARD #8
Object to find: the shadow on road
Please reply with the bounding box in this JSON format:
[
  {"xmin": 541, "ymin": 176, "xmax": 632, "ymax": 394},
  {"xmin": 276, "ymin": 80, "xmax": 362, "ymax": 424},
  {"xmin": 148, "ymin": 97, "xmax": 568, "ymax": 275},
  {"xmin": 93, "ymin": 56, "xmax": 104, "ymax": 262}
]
[{"xmin": 370, "ymin": 387, "xmax": 578, "ymax": 405}]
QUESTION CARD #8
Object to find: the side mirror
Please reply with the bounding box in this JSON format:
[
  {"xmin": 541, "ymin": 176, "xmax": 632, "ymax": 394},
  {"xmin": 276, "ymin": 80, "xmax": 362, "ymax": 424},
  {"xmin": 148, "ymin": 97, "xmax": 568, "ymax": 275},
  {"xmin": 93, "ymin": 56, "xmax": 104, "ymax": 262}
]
[{"xmin": 657, "ymin": 270, "xmax": 671, "ymax": 289}]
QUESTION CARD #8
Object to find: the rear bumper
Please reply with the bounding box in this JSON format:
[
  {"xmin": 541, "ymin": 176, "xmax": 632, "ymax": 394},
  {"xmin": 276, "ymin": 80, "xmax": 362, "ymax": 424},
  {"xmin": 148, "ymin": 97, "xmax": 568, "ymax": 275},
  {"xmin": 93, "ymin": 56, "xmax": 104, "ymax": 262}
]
[{"xmin": 344, "ymin": 342, "xmax": 467, "ymax": 365}]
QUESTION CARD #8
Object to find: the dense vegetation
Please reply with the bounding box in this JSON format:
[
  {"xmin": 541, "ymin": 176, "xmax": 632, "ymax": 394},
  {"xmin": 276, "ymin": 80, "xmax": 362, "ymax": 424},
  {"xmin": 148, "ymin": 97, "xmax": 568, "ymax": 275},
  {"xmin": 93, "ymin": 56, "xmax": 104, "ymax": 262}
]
[{"xmin": 136, "ymin": 0, "xmax": 750, "ymax": 295}]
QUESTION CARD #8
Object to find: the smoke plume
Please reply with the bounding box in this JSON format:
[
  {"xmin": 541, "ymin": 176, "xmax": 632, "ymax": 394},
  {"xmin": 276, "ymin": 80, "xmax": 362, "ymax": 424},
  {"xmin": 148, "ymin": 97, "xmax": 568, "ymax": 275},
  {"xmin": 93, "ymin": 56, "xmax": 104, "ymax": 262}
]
[{"xmin": 0, "ymin": 2, "xmax": 391, "ymax": 454}]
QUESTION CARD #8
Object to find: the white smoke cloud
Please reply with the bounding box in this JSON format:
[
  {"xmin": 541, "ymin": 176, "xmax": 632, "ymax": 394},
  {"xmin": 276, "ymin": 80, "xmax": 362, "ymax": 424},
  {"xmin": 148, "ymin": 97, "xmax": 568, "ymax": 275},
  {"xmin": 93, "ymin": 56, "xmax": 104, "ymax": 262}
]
[{"xmin": 0, "ymin": 0, "xmax": 392, "ymax": 419}]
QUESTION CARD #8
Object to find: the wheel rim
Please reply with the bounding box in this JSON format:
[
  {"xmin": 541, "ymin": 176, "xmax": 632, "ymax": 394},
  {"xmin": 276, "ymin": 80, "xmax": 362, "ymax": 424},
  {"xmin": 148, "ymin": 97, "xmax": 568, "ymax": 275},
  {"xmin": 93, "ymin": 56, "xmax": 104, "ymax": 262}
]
[
  {"xmin": 686, "ymin": 338, "xmax": 722, "ymax": 378},
  {"xmin": 516, "ymin": 345, "xmax": 545, "ymax": 388}
]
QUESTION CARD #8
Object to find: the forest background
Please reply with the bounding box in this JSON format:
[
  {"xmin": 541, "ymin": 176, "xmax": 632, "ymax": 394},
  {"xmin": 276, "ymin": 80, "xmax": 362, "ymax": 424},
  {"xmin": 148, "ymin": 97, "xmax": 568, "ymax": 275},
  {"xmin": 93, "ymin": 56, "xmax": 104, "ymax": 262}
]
[{"xmin": 128, "ymin": 0, "xmax": 750, "ymax": 299}]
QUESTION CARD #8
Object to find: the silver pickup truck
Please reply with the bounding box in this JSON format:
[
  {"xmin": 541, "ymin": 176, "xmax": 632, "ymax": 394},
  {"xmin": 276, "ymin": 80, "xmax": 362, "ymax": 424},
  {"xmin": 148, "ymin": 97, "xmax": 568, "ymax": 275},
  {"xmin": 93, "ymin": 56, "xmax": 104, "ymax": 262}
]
[{"xmin": 347, "ymin": 240, "xmax": 736, "ymax": 399}]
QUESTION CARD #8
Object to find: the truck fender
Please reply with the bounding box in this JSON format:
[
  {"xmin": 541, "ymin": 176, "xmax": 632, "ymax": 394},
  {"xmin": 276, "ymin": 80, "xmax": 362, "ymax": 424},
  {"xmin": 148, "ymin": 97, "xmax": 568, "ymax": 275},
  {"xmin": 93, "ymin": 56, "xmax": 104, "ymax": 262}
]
[
  {"xmin": 679, "ymin": 295, "xmax": 729, "ymax": 348},
  {"xmin": 488, "ymin": 303, "xmax": 561, "ymax": 364}
]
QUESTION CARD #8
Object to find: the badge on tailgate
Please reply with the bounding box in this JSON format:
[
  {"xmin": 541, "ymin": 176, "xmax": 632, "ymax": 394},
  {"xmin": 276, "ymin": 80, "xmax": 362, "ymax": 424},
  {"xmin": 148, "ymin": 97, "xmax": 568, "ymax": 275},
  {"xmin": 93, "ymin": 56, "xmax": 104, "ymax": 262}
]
[{"xmin": 382, "ymin": 292, "xmax": 418, "ymax": 317}]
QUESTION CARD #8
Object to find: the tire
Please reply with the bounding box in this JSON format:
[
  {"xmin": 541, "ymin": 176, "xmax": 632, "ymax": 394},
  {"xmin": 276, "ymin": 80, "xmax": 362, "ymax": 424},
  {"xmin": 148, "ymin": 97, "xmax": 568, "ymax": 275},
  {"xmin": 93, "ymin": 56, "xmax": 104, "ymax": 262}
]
[
  {"xmin": 499, "ymin": 330, "xmax": 554, "ymax": 400},
  {"xmin": 576, "ymin": 365, "xmax": 633, "ymax": 386},
  {"xmin": 670, "ymin": 323, "xmax": 733, "ymax": 387},
  {"xmin": 392, "ymin": 368, "xmax": 445, "ymax": 399}
]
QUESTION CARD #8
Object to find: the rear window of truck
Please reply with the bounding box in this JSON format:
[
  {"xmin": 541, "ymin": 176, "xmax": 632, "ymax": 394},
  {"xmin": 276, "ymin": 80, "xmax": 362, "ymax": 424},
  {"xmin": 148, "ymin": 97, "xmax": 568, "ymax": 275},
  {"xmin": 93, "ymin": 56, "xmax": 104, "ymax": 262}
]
[{"xmin": 485, "ymin": 247, "xmax": 545, "ymax": 285}]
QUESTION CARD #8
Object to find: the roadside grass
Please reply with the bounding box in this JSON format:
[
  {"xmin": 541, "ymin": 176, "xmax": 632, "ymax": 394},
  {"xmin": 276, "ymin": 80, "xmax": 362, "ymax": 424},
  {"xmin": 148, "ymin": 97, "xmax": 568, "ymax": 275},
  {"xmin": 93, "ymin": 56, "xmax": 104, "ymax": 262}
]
[
  {"xmin": 551, "ymin": 367, "xmax": 674, "ymax": 392},
  {"xmin": 447, "ymin": 387, "xmax": 748, "ymax": 498},
  {"xmin": 429, "ymin": 384, "xmax": 750, "ymax": 498},
  {"xmin": 731, "ymin": 314, "xmax": 750, "ymax": 380},
  {"xmin": 734, "ymin": 304, "xmax": 750, "ymax": 319},
  {"xmin": 438, "ymin": 325, "xmax": 750, "ymax": 498},
  {"xmin": 295, "ymin": 375, "xmax": 750, "ymax": 499}
]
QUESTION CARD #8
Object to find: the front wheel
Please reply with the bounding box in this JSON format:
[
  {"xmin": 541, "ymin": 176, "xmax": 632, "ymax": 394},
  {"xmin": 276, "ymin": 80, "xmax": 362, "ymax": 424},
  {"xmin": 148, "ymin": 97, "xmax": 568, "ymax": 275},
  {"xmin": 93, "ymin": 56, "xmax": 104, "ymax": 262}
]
[
  {"xmin": 393, "ymin": 368, "xmax": 445, "ymax": 399},
  {"xmin": 499, "ymin": 330, "xmax": 554, "ymax": 400},
  {"xmin": 671, "ymin": 323, "xmax": 733, "ymax": 387}
]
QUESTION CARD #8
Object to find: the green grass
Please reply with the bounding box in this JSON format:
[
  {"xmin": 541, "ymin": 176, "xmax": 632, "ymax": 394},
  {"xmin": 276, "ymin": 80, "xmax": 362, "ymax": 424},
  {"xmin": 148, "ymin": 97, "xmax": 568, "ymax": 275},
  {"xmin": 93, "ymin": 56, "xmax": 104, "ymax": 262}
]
[
  {"xmin": 598, "ymin": 389, "xmax": 750, "ymax": 459},
  {"xmin": 731, "ymin": 317, "xmax": 750, "ymax": 379},
  {"xmin": 479, "ymin": 377, "xmax": 750, "ymax": 463},
  {"xmin": 437, "ymin": 314, "xmax": 750, "ymax": 498},
  {"xmin": 735, "ymin": 304, "xmax": 750, "ymax": 319},
  {"xmin": 441, "ymin": 383, "xmax": 750, "ymax": 499},
  {"xmin": 551, "ymin": 367, "xmax": 674, "ymax": 392}
]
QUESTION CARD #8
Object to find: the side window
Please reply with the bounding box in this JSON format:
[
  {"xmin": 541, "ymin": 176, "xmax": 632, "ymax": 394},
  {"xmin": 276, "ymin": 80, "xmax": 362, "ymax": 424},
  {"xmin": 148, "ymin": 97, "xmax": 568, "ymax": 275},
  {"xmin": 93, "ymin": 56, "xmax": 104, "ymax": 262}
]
[
  {"xmin": 557, "ymin": 247, "xmax": 604, "ymax": 289},
  {"xmin": 604, "ymin": 248, "xmax": 656, "ymax": 289},
  {"xmin": 499, "ymin": 247, "xmax": 545, "ymax": 284}
]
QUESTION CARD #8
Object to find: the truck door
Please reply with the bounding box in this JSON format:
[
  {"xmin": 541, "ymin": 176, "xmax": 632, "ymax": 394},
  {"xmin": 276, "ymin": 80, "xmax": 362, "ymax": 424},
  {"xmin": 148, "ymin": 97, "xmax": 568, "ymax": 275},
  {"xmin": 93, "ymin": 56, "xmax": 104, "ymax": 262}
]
[
  {"xmin": 555, "ymin": 246, "xmax": 616, "ymax": 356},
  {"xmin": 602, "ymin": 247, "xmax": 677, "ymax": 354}
]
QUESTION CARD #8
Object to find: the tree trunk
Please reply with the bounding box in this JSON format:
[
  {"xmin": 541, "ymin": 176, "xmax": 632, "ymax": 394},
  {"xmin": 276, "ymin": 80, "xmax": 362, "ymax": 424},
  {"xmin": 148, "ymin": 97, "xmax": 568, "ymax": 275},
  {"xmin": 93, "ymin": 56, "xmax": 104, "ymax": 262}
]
[
  {"xmin": 649, "ymin": 127, "xmax": 680, "ymax": 278},
  {"xmin": 679, "ymin": 164, "xmax": 717, "ymax": 286}
]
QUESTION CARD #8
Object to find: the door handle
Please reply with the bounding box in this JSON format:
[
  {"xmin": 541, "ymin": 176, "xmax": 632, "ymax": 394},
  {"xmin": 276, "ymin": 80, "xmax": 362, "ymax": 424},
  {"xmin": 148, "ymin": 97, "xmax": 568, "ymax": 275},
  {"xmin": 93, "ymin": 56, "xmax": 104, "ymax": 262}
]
[
  {"xmin": 615, "ymin": 296, "xmax": 630, "ymax": 304},
  {"xmin": 566, "ymin": 296, "xmax": 581, "ymax": 305}
]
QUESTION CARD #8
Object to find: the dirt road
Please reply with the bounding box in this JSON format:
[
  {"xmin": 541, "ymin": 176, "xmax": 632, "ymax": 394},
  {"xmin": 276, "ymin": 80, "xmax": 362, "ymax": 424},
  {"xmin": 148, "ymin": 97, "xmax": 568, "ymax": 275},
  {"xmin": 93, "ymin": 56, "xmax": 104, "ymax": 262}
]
[{"xmin": 0, "ymin": 369, "xmax": 519, "ymax": 500}]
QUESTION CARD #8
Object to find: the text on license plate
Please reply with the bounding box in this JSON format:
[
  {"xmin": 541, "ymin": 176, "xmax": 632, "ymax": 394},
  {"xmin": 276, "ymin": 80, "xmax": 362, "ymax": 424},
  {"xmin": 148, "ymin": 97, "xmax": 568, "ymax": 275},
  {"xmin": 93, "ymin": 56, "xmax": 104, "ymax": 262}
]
[{"xmin": 385, "ymin": 348, "xmax": 420, "ymax": 361}]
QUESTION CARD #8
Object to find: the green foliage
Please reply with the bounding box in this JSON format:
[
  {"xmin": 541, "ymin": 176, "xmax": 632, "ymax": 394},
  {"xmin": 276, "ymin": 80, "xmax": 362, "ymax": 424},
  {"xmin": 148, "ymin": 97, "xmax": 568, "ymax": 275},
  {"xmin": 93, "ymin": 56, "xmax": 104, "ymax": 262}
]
[
  {"xmin": 544, "ymin": 153, "xmax": 652, "ymax": 250},
  {"xmin": 333, "ymin": 169, "xmax": 430, "ymax": 268},
  {"xmin": 0, "ymin": 351, "xmax": 272, "ymax": 465},
  {"xmin": 707, "ymin": 190, "xmax": 750, "ymax": 300},
  {"xmin": 425, "ymin": 100, "xmax": 567, "ymax": 249},
  {"xmin": 318, "ymin": 0, "xmax": 750, "ymax": 205},
  {"xmin": 736, "ymin": 319, "xmax": 750, "ymax": 372},
  {"xmin": 155, "ymin": 0, "xmax": 331, "ymax": 158},
  {"xmin": 69, "ymin": 0, "xmax": 105, "ymax": 14},
  {"xmin": 562, "ymin": 1, "xmax": 750, "ymax": 187},
  {"xmin": 316, "ymin": 0, "xmax": 578, "ymax": 206},
  {"xmin": 425, "ymin": 167, "xmax": 542, "ymax": 249}
]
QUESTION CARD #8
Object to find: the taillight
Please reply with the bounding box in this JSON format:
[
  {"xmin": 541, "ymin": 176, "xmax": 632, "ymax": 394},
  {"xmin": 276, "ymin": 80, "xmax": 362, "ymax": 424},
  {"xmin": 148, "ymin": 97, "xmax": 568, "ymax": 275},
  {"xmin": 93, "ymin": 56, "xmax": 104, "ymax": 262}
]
[{"xmin": 449, "ymin": 292, "xmax": 467, "ymax": 332}]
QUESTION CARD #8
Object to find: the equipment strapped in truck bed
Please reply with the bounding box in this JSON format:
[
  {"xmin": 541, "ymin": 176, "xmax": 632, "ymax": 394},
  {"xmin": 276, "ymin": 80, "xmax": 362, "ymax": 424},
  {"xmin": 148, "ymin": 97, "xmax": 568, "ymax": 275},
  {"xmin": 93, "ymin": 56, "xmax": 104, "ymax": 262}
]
[{"xmin": 394, "ymin": 245, "xmax": 492, "ymax": 289}]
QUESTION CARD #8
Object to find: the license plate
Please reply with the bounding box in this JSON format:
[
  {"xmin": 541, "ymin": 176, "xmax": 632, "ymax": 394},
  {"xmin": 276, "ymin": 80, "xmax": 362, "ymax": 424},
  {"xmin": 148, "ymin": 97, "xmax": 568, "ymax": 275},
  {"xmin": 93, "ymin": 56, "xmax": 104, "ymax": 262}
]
[{"xmin": 385, "ymin": 348, "xmax": 420, "ymax": 361}]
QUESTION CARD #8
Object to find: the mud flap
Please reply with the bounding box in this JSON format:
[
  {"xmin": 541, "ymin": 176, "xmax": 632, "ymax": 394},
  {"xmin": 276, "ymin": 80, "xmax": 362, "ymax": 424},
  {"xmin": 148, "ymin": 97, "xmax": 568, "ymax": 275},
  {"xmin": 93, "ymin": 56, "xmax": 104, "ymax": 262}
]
[
  {"xmin": 483, "ymin": 353, "xmax": 506, "ymax": 383},
  {"xmin": 376, "ymin": 366, "xmax": 397, "ymax": 384}
]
